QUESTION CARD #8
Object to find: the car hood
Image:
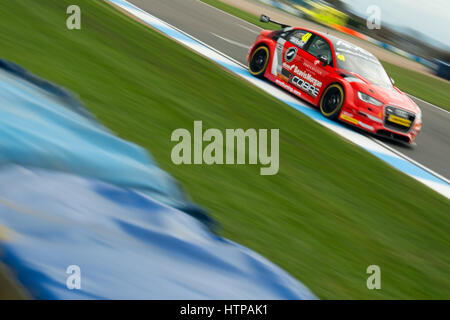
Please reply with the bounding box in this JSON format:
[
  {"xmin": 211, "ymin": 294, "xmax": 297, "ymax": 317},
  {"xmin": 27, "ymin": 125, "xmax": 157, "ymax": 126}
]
[
  {"xmin": 369, "ymin": 85, "xmax": 418, "ymax": 113},
  {"xmin": 342, "ymin": 71, "xmax": 419, "ymax": 113}
]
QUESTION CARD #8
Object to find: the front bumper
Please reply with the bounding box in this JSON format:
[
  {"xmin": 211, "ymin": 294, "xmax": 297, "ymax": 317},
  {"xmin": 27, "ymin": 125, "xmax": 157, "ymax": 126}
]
[{"xmin": 338, "ymin": 106, "xmax": 421, "ymax": 144}]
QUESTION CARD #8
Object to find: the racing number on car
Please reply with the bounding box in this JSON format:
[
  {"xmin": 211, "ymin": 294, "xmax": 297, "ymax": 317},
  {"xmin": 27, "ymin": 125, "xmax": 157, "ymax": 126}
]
[
  {"xmin": 287, "ymin": 31, "xmax": 312, "ymax": 49},
  {"xmin": 301, "ymin": 32, "xmax": 312, "ymax": 44}
]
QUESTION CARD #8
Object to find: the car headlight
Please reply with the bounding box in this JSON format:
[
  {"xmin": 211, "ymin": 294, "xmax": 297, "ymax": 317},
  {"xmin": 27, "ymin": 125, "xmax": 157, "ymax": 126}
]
[
  {"xmin": 357, "ymin": 91, "xmax": 383, "ymax": 106},
  {"xmin": 416, "ymin": 109, "xmax": 422, "ymax": 121},
  {"xmin": 412, "ymin": 101, "xmax": 422, "ymax": 121}
]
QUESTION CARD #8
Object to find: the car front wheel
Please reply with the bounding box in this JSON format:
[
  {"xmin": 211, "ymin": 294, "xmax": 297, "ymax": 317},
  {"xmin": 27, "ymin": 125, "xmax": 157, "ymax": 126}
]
[{"xmin": 319, "ymin": 84, "xmax": 344, "ymax": 119}]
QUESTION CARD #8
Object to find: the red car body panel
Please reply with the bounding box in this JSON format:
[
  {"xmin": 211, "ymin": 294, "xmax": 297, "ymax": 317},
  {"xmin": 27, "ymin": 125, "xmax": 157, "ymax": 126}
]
[{"xmin": 247, "ymin": 28, "xmax": 422, "ymax": 144}]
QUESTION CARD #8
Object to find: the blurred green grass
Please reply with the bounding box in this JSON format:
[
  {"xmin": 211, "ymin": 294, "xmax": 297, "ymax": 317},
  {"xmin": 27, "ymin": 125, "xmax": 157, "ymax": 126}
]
[
  {"xmin": 201, "ymin": 0, "xmax": 279, "ymax": 30},
  {"xmin": 380, "ymin": 60, "xmax": 450, "ymax": 109},
  {"xmin": 0, "ymin": 0, "xmax": 449, "ymax": 299},
  {"xmin": 0, "ymin": 263, "xmax": 27, "ymax": 299},
  {"xmin": 201, "ymin": 0, "xmax": 450, "ymax": 110}
]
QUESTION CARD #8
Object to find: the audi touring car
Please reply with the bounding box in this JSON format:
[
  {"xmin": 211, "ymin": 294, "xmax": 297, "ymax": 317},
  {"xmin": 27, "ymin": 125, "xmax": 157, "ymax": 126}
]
[{"xmin": 247, "ymin": 15, "xmax": 422, "ymax": 144}]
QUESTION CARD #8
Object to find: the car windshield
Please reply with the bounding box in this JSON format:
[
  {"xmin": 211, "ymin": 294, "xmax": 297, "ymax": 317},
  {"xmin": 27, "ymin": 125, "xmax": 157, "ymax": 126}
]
[{"xmin": 334, "ymin": 41, "xmax": 393, "ymax": 88}]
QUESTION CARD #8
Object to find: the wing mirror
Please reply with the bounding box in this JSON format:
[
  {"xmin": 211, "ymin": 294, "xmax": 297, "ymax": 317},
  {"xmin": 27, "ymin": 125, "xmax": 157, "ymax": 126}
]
[
  {"xmin": 318, "ymin": 55, "xmax": 329, "ymax": 66},
  {"xmin": 260, "ymin": 14, "xmax": 291, "ymax": 28},
  {"xmin": 260, "ymin": 14, "xmax": 270, "ymax": 23}
]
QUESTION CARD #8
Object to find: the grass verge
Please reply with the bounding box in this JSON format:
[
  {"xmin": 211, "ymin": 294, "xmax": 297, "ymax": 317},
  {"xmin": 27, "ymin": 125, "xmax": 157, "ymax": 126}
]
[
  {"xmin": 201, "ymin": 0, "xmax": 450, "ymax": 110},
  {"xmin": 0, "ymin": 0, "xmax": 449, "ymax": 299},
  {"xmin": 201, "ymin": 0, "xmax": 279, "ymax": 30},
  {"xmin": 0, "ymin": 263, "xmax": 27, "ymax": 299}
]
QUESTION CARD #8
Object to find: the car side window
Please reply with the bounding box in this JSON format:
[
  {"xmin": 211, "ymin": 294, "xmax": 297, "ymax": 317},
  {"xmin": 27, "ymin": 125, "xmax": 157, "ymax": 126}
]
[
  {"xmin": 306, "ymin": 35, "xmax": 333, "ymax": 66},
  {"xmin": 286, "ymin": 30, "xmax": 312, "ymax": 49}
]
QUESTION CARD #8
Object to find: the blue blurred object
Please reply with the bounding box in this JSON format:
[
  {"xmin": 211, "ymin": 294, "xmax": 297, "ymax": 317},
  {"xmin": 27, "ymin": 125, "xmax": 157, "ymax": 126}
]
[
  {"xmin": 0, "ymin": 59, "xmax": 213, "ymax": 229},
  {"xmin": 0, "ymin": 60, "xmax": 316, "ymax": 299},
  {"xmin": 434, "ymin": 60, "xmax": 450, "ymax": 80}
]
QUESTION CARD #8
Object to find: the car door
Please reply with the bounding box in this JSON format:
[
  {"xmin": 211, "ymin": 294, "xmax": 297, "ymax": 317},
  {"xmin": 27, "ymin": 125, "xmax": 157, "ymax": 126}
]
[{"xmin": 301, "ymin": 34, "xmax": 335, "ymax": 100}]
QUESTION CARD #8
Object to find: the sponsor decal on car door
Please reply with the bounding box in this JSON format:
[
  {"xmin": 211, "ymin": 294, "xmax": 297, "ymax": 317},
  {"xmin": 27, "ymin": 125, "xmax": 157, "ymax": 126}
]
[
  {"xmin": 299, "ymin": 35, "xmax": 334, "ymax": 99},
  {"xmin": 272, "ymin": 31, "xmax": 324, "ymax": 99},
  {"xmin": 291, "ymin": 56, "xmax": 326, "ymax": 98}
]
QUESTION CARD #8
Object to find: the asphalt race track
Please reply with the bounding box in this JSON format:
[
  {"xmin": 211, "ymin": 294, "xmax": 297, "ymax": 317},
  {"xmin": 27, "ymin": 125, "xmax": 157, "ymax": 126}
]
[{"xmin": 129, "ymin": 0, "xmax": 450, "ymax": 180}]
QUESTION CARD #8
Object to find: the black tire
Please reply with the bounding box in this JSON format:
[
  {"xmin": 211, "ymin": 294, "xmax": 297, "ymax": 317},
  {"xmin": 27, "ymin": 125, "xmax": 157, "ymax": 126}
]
[
  {"xmin": 319, "ymin": 84, "xmax": 344, "ymax": 119},
  {"xmin": 249, "ymin": 46, "xmax": 270, "ymax": 78}
]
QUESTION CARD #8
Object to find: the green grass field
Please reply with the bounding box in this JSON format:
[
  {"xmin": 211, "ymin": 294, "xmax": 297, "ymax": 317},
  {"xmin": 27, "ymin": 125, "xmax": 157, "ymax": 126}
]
[
  {"xmin": 0, "ymin": 263, "xmax": 27, "ymax": 299},
  {"xmin": 201, "ymin": 0, "xmax": 279, "ymax": 30},
  {"xmin": 380, "ymin": 60, "xmax": 450, "ymax": 109},
  {"xmin": 0, "ymin": 0, "xmax": 449, "ymax": 299},
  {"xmin": 201, "ymin": 0, "xmax": 450, "ymax": 110}
]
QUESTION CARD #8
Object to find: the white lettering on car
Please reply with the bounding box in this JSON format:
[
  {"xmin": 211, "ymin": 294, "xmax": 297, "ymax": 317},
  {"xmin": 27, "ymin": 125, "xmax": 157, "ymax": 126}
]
[{"xmin": 282, "ymin": 62, "xmax": 322, "ymax": 97}]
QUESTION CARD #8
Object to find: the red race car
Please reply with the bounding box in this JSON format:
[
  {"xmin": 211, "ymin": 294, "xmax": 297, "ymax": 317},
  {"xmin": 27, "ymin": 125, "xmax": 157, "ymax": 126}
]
[{"xmin": 247, "ymin": 15, "xmax": 422, "ymax": 144}]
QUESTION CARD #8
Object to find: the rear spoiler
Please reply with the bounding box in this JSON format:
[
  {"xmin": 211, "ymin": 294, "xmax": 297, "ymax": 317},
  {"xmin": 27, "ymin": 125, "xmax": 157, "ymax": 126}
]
[{"xmin": 260, "ymin": 14, "xmax": 291, "ymax": 29}]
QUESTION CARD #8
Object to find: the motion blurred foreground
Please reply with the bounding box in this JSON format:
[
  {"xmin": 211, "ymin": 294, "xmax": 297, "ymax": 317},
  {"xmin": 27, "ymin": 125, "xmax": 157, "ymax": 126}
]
[{"xmin": 0, "ymin": 60, "xmax": 316, "ymax": 299}]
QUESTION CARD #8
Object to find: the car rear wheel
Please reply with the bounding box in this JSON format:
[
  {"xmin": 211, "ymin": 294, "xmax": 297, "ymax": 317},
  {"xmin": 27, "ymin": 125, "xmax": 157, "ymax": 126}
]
[
  {"xmin": 249, "ymin": 46, "xmax": 270, "ymax": 78},
  {"xmin": 319, "ymin": 84, "xmax": 344, "ymax": 119}
]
